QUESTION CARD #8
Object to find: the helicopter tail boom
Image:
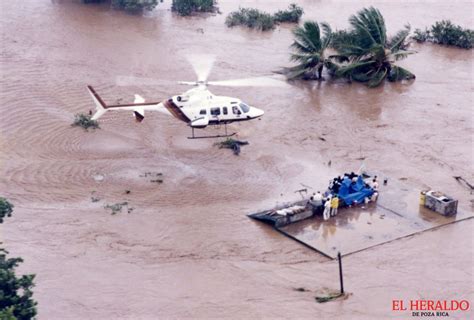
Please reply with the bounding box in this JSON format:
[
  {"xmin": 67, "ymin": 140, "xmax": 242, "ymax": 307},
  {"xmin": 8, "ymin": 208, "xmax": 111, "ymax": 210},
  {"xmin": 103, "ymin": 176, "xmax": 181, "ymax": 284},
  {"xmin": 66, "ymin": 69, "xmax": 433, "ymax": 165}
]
[
  {"xmin": 87, "ymin": 86, "xmax": 164, "ymax": 122},
  {"xmin": 87, "ymin": 85, "xmax": 108, "ymax": 120}
]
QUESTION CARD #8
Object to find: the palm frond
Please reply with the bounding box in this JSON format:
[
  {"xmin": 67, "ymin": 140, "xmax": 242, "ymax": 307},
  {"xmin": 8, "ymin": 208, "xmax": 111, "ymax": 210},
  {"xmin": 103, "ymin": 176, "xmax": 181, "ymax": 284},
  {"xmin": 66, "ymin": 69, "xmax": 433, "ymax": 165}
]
[
  {"xmin": 320, "ymin": 22, "xmax": 333, "ymax": 49},
  {"xmin": 388, "ymin": 65, "xmax": 416, "ymax": 81},
  {"xmin": 389, "ymin": 24, "xmax": 411, "ymax": 51},
  {"xmin": 389, "ymin": 49, "xmax": 416, "ymax": 61},
  {"xmin": 335, "ymin": 61, "xmax": 375, "ymax": 77},
  {"xmin": 367, "ymin": 67, "xmax": 388, "ymax": 87}
]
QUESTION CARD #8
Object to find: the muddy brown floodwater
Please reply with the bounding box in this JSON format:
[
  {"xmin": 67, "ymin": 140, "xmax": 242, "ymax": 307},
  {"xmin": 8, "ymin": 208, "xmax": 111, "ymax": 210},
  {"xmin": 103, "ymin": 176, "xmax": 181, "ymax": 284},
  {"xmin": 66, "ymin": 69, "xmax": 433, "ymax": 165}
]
[{"xmin": 1, "ymin": 0, "xmax": 473, "ymax": 319}]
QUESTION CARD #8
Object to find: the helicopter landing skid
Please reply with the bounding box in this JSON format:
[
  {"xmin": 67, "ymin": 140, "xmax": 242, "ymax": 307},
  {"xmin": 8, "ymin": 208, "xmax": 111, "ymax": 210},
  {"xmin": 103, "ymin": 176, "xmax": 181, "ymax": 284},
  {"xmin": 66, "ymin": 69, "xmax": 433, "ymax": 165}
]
[
  {"xmin": 187, "ymin": 124, "xmax": 236, "ymax": 139},
  {"xmin": 187, "ymin": 132, "xmax": 236, "ymax": 139}
]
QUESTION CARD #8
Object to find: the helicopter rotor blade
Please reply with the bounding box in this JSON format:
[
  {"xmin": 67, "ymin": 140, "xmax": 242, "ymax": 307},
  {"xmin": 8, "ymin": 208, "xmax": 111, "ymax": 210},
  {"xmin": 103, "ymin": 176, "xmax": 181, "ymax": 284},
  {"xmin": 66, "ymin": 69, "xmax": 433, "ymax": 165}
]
[
  {"xmin": 186, "ymin": 54, "xmax": 215, "ymax": 83},
  {"xmin": 207, "ymin": 75, "xmax": 289, "ymax": 88},
  {"xmin": 116, "ymin": 76, "xmax": 177, "ymax": 87}
]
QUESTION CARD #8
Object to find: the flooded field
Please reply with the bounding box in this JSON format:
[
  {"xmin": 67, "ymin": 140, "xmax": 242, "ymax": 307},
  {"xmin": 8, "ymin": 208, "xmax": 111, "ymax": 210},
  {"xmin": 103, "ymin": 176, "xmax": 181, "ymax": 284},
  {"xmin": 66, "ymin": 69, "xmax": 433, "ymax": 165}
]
[{"xmin": 1, "ymin": 0, "xmax": 473, "ymax": 319}]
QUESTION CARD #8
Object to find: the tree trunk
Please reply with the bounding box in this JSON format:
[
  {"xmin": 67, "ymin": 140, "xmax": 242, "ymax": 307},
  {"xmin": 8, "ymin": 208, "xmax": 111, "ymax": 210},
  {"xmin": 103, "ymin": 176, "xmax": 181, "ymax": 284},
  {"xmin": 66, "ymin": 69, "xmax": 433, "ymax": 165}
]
[{"xmin": 318, "ymin": 65, "xmax": 323, "ymax": 79}]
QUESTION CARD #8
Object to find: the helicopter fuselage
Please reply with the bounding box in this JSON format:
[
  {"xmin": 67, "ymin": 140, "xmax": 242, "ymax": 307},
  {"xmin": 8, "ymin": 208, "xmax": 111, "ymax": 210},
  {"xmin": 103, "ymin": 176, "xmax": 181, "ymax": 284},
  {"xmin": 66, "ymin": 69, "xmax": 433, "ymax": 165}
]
[{"xmin": 166, "ymin": 87, "xmax": 264, "ymax": 128}]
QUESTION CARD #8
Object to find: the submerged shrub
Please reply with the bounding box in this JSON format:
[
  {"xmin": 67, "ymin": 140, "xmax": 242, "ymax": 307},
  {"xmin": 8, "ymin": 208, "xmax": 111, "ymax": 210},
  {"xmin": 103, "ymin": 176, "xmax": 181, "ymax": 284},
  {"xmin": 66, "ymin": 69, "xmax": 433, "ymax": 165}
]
[
  {"xmin": 226, "ymin": 8, "xmax": 275, "ymax": 31},
  {"xmin": 72, "ymin": 113, "xmax": 100, "ymax": 131},
  {"xmin": 112, "ymin": 0, "xmax": 159, "ymax": 12},
  {"xmin": 431, "ymin": 20, "xmax": 473, "ymax": 48},
  {"xmin": 413, "ymin": 28, "xmax": 431, "ymax": 42},
  {"xmin": 413, "ymin": 20, "xmax": 473, "ymax": 49},
  {"xmin": 82, "ymin": 0, "xmax": 159, "ymax": 12},
  {"xmin": 171, "ymin": 0, "xmax": 216, "ymax": 16},
  {"xmin": 274, "ymin": 3, "xmax": 304, "ymax": 23}
]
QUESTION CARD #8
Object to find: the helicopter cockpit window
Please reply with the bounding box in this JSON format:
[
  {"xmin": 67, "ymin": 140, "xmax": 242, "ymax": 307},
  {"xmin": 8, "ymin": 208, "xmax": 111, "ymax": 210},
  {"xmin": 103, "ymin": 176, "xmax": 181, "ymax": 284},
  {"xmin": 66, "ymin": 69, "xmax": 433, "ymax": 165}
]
[
  {"xmin": 239, "ymin": 103, "xmax": 250, "ymax": 113},
  {"xmin": 232, "ymin": 106, "xmax": 241, "ymax": 115},
  {"xmin": 199, "ymin": 109, "xmax": 207, "ymax": 115},
  {"xmin": 223, "ymin": 107, "xmax": 228, "ymax": 115},
  {"xmin": 210, "ymin": 107, "xmax": 221, "ymax": 116}
]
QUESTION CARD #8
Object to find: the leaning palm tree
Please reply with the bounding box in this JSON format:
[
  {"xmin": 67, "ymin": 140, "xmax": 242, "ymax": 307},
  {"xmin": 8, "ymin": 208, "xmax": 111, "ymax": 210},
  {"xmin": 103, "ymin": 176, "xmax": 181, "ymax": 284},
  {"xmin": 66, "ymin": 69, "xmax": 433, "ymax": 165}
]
[
  {"xmin": 282, "ymin": 21, "xmax": 335, "ymax": 80},
  {"xmin": 332, "ymin": 7, "xmax": 415, "ymax": 87}
]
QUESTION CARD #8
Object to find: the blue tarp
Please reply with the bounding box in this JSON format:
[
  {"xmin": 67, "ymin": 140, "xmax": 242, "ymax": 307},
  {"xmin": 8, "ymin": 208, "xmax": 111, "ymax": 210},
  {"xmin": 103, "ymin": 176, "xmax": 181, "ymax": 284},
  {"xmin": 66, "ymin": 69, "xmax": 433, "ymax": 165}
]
[{"xmin": 336, "ymin": 176, "xmax": 374, "ymax": 206}]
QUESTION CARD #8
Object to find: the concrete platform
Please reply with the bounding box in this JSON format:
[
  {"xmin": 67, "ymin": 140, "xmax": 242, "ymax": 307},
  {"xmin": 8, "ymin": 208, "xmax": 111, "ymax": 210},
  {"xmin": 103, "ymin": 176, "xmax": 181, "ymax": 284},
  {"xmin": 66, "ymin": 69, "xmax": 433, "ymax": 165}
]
[{"xmin": 251, "ymin": 180, "xmax": 473, "ymax": 259}]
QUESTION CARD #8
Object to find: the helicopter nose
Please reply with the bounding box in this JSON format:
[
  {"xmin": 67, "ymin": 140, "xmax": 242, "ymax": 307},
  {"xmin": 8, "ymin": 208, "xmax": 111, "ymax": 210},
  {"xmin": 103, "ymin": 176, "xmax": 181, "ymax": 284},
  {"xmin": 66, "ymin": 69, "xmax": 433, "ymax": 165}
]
[{"xmin": 251, "ymin": 107, "xmax": 265, "ymax": 118}]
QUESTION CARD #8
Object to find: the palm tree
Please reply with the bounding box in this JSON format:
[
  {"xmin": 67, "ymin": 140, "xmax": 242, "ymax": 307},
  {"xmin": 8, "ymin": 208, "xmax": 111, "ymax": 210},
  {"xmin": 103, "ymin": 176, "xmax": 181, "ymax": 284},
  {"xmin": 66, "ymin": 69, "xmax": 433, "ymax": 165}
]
[
  {"xmin": 283, "ymin": 21, "xmax": 335, "ymax": 80},
  {"xmin": 332, "ymin": 7, "xmax": 415, "ymax": 87}
]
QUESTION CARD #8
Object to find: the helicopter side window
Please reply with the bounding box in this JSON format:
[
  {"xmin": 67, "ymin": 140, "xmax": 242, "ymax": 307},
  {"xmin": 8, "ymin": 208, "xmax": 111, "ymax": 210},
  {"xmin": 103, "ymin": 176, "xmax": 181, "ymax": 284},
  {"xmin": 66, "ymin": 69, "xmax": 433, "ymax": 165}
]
[
  {"xmin": 199, "ymin": 109, "xmax": 207, "ymax": 115},
  {"xmin": 210, "ymin": 107, "xmax": 221, "ymax": 116},
  {"xmin": 239, "ymin": 103, "xmax": 250, "ymax": 113},
  {"xmin": 223, "ymin": 107, "xmax": 228, "ymax": 115},
  {"xmin": 232, "ymin": 106, "xmax": 241, "ymax": 115}
]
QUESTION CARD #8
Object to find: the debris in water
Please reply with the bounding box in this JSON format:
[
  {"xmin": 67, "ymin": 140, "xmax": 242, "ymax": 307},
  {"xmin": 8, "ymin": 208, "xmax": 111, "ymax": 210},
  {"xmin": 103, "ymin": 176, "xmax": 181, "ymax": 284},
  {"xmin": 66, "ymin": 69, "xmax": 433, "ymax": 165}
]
[
  {"xmin": 90, "ymin": 191, "xmax": 100, "ymax": 202},
  {"xmin": 293, "ymin": 287, "xmax": 310, "ymax": 292},
  {"xmin": 140, "ymin": 172, "xmax": 164, "ymax": 184},
  {"xmin": 315, "ymin": 292, "xmax": 350, "ymax": 303},
  {"xmin": 93, "ymin": 174, "xmax": 105, "ymax": 182},
  {"xmin": 214, "ymin": 138, "xmax": 249, "ymax": 155},
  {"xmin": 453, "ymin": 176, "xmax": 474, "ymax": 190},
  {"xmin": 104, "ymin": 202, "xmax": 132, "ymax": 215},
  {"xmin": 319, "ymin": 136, "xmax": 326, "ymax": 141}
]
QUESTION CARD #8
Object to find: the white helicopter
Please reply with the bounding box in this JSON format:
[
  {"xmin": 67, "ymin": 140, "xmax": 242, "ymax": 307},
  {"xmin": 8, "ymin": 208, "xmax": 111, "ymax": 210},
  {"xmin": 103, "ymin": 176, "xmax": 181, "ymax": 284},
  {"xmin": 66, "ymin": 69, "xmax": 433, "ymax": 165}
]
[{"xmin": 87, "ymin": 55, "xmax": 286, "ymax": 139}]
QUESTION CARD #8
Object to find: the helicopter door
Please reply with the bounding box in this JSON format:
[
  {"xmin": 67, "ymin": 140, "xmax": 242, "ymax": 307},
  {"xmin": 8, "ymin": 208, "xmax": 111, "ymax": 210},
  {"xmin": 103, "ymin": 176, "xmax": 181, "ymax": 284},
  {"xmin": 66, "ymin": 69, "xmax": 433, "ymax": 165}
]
[
  {"xmin": 210, "ymin": 107, "xmax": 221, "ymax": 122},
  {"xmin": 221, "ymin": 107, "xmax": 230, "ymax": 121}
]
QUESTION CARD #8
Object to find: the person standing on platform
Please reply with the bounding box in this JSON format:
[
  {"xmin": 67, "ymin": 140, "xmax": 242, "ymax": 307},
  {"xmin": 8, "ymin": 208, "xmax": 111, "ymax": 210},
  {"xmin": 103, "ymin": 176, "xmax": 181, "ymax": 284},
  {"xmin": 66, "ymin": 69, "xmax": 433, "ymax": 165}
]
[
  {"xmin": 330, "ymin": 195, "xmax": 339, "ymax": 216},
  {"xmin": 323, "ymin": 196, "xmax": 331, "ymax": 220},
  {"xmin": 313, "ymin": 191, "xmax": 323, "ymax": 215}
]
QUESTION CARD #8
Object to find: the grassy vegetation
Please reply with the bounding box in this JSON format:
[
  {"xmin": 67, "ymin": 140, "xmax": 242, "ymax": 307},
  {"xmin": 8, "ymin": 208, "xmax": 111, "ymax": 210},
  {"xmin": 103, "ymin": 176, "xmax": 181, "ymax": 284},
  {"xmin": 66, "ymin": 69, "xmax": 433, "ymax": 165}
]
[
  {"xmin": 172, "ymin": 0, "xmax": 216, "ymax": 16},
  {"xmin": 226, "ymin": 4, "xmax": 303, "ymax": 31},
  {"xmin": 413, "ymin": 20, "xmax": 473, "ymax": 49},
  {"xmin": 72, "ymin": 113, "xmax": 100, "ymax": 131}
]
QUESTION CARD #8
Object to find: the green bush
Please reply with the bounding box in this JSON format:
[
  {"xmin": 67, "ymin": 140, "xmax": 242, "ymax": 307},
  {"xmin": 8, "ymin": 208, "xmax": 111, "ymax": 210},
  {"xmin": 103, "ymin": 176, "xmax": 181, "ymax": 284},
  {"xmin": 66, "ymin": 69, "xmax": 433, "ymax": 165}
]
[
  {"xmin": 0, "ymin": 197, "xmax": 13, "ymax": 224},
  {"xmin": 172, "ymin": 0, "xmax": 216, "ymax": 16},
  {"xmin": 72, "ymin": 113, "xmax": 100, "ymax": 131},
  {"xmin": 414, "ymin": 20, "xmax": 473, "ymax": 49},
  {"xmin": 226, "ymin": 8, "xmax": 276, "ymax": 31},
  {"xmin": 274, "ymin": 3, "xmax": 303, "ymax": 23}
]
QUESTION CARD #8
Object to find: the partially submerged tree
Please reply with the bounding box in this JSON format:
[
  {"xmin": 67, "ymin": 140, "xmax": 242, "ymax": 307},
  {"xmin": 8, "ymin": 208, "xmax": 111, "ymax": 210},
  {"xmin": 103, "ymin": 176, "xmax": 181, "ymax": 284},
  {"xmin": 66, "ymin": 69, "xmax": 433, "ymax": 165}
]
[
  {"xmin": 171, "ymin": 0, "xmax": 216, "ymax": 16},
  {"xmin": 0, "ymin": 199, "xmax": 38, "ymax": 320},
  {"xmin": 332, "ymin": 7, "xmax": 415, "ymax": 87},
  {"xmin": 0, "ymin": 251, "xmax": 37, "ymax": 320},
  {"xmin": 282, "ymin": 21, "xmax": 335, "ymax": 80}
]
